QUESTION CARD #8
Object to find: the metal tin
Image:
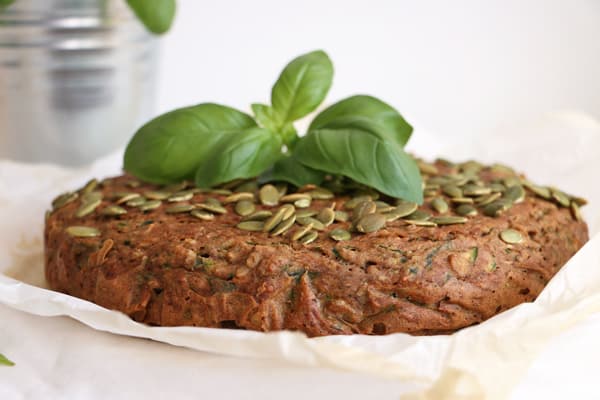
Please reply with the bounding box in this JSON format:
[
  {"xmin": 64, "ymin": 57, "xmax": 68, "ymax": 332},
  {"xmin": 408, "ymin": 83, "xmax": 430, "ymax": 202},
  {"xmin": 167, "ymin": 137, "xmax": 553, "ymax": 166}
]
[{"xmin": 0, "ymin": 0, "xmax": 158, "ymax": 165}]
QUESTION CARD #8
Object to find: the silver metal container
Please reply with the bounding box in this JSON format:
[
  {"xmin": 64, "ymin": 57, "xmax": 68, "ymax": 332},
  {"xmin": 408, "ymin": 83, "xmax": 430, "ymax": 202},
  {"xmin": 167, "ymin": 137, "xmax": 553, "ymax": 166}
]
[{"xmin": 0, "ymin": 0, "xmax": 158, "ymax": 166}]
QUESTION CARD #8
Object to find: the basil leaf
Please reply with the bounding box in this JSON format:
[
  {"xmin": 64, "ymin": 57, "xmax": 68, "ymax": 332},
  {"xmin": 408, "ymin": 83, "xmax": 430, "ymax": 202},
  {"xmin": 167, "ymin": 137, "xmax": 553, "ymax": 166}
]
[
  {"xmin": 124, "ymin": 103, "xmax": 256, "ymax": 184},
  {"xmin": 271, "ymin": 50, "xmax": 333, "ymax": 123},
  {"xmin": 251, "ymin": 103, "xmax": 281, "ymax": 132},
  {"xmin": 195, "ymin": 127, "xmax": 282, "ymax": 188},
  {"xmin": 309, "ymin": 95, "xmax": 413, "ymax": 147},
  {"xmin": 0, "ymin": 0, "xmax": 15, "ymax": 8},
  {"xmin": 260, "ymin": 155, "xmax": 325, "ymax": 187},
  {"xmin": 0, "ymin": 353, "xmax": 14, "ymax": 367},
  {"xmin": 126, "ymin": 0, "xmax": 176, "ymax": 34},
  {"xmin": 294, "ymin": 128, "xmax": 423, "ymax": 203}
]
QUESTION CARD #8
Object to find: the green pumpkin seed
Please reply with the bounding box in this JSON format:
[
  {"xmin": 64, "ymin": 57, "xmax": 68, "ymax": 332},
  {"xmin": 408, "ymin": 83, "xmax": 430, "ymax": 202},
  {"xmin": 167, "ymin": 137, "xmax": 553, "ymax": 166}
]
[
  {"xmin": 296, "ymin": 216, "xmax": 325, "ymax": 231},
  {"xmin": 139, "ymin": 200, "xmax": 162, "ymax": 211},
  {"xmin": 503, "ymin": 177, "xmax": 521, "ymax": 188},
  {"xmin": 570, "ymin": 196, "xmax": 588, "ymax": 207},
  {"xmin": 462, "ymin": 184, "xmax": 492, "ymax": 197},
  {"xmin": 424, "ymin": 183, "xmax": 440, "ymax": 191},
  {"xmin": 455, "ymin": 204, "xmax": 477, "ymax": 216},
  {"xmin": 334, "ymin": 210, "xmax": 349, "ymax": 222},
  {"xmin": 500, "ymin": 229, "xmax": 523, "ymax": 244},
  {"xmin": 551, "ymin": 188, "xmax": 570, "ymax": 207},
  {"xmin": 417, "ymin": 161, "xmax": 439, "ymax": 175},
  {"xmin": 431, "ymin": 216, "xmax": 468, "ymax": 225},
  {"xmin": 144, "ymin": 191, "xmax": 171, "ymax": 200},
  {"xmin": 237, "ymin": 220, "xmax": 265, "ymax": 231},
  {"xmin": 299, "ymin": 230, "xmax": 319, "ymax": 245},
  {"xmin": 75, "ymin": 198, "xmax": 101, "ymax": 217},
  {"xmin": 489, "ymin": 183, "xmax": 507, "ymax": 193},
  {"xmin": 271, "ymin": 215, "xmax": 297, "ymax": 236},
  {"xmin": 460, "ymin": 161, "xmax": 483, "ymax": 175},
  {"xmin": 403, "ymin": 219, "xmax": 437, "ymax": 227},
  {"xmin": 259, "ymin": 184, "xmax": 280, "ymax": 206},
  {"xmin": 423, "ymin": 189, "xmax": 439, "ymax": 198},
  {"xmin": 405, "ymin": 210, "xmax": 431, "ymax": 221},
  {"xmin": 81, "ymin": 190, "xmax": 102, "ymax": 204},
  {"xmin": 329, "ymin": 228, "xmax": 351, "ymax": 241},
  {"xmin": 280, "ymin": 193, "xmax": 312, "ymax": 203},
  {"xmin": 263, "ymin": 207, "xmax": 287, "ymax": 232},
  {"xmin": 317, "ymin": 207, "xmax": 335, "ymax": 226},
  {"xmin": 163, "ymin": 181, "xmax": 189, "ymax": 193},
  {"xmin": 235, "ymin": 200, "xmax": 255, "ymax": 216},
  {"xmin": 242, "ymin": 210, "xmax": 273, "ymax": 221},
  {"xmin": 203, "ymin": 197, "xmax": 222, "ymax": 207},
  {"xmin": 353, "ymin": 200, "xmax": 377, "ymax": 222},
  {"xmin": 280, "ymin": 204, "xmax": 296, "ymax": 220},
  {"xmin": 234, "ymin": 180, "xmax": 259, "ymax": 193},
  {"xmin": 294, "ymin": 198, "xmax": 312, "ymax": 208},
  {"xmin": 52, "ymin": 192, "xmax": 78, "ymax": 210},
  {"xmin": 521, "ymin": 182, "xmax": 550, "ymax": 200},
  {"xmin": 374, "ymin": 201, "xmax": 395, "ymax": 213},
  {"xmin": 81, "ymin": 178, "xmax": 98, "ymax": 195},
  {"xmin": 450, "ymin": 197, "xmax": 474, "ymax": 204},
  {"xmin": 356, "ymin": 213, "xmax": 387, "ymax": 233},
  {"xmin": 475, "ymin": 192, "xmax": 502, "ymax": 206},
  {"xmin": 166, "ymin": 204, "xmax": 195, "ymax": 213},
  {"xmin": 100, "ymin": 205, "xmax": 127, "ymax": 216},
  {"xmin": 427, "ymin": 176, "xmax": 451, "ymax": 186},
  {"xmin": 308, "ymin": 188, "xmax": 334, "ymax": 200},
  {"xmin": 344, "ymin": 195, "xmax": 372, "ymax": 209},
  {"xmin": 503, "ymin": 185, "xmax": 525, "ymax": 204},
  {"xmin": 442, "ymin": 184, "xmax": 463, "ymax": 198},
  {"xmin": 296, "ymin": 209, "xmax": 318, "ymax": 218},
  {"xmin": 389, "ymin": 202, "xmax": 419, "ymax": 219},
  {"xmin": 126, "ymin": 197, "xmax": 147, "ymax": 207},
  {"xmin": 292, "ymin": 223, "xmax": 314, "ymax": 241},
  {"xmin": 191, "ymin": 209, "xmax": 215, "ymax": 221},
  {"xmin": 168, "ymin": 191, "xmax": 194, "ymax": 202},
  {"xmin": 116, "ymin": 193, "xmax": 141, "ymax": 205},
  {"xmin": 66, "ymin": 226, "xmax": 101, "ymax": 237},
  {"xmin": 483, "ymin": 201, "xmax": 510, "ymax": 217},
  {"xmin": 431, "ymin": 197, "xmax": 448, "ymax": 214},
  {"xmin": 209, "ymin": 188, "xmax": 233, "ymax": 195},
  {"xmin": 570, "ymin": 202, "xmax": 583, "ymax": 222},
  {"xmin": 196, "ymin": 203, "xmax": 228, "ymax": 214},
  {"xmin": 224, "ymin": 192, "xmax": 255, "ymax": 203},
  {"xmin": 275, "ymin": 183, "xmax": 288, "ymax": 197},
  {"xmin": 490, "ymin": 163, "xmax": 515, "ymax": 175}
]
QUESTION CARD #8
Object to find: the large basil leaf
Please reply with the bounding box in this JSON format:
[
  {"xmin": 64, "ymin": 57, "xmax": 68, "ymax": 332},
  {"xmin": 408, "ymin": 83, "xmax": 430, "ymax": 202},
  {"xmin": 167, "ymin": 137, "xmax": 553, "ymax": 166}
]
[
  {"xmin": 251, "ymin": 103, "xmax": 281, "ymax": 132},
  {"xmin": 309, "ymin": 95, "xmax": 413, "ymax": 146},
  {"xmin": 124, "ymin": 103, "xmax": 256, "ymax": 184},
  {"xmin": 0, "ymin": 0, "xmax": 15, "ymax": 8},
  {"xmin": 260, "ymin": 155, "xmax": 325, "ymax": 187},
  {"xmin": 294, "ymin": 128, "xmax": 423, "ymax": 203},
  {"xmin": 271, "ymin": 50, "xmax": 333, "ymax": 123},
  {"xmin": 195, "ymin": 128, "xmax": 282, "ymax": 188},
  {"xmin": 126, "ymin": 0, "xmax": 176, "ymax": 34}
]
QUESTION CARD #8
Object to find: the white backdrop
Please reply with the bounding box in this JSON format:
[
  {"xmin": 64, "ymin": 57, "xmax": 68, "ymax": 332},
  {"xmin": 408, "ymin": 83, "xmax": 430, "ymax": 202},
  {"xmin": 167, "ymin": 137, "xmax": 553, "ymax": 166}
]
[{"xmin": 156, "ymin": 0, "xmax": 600, "ymax": 140}]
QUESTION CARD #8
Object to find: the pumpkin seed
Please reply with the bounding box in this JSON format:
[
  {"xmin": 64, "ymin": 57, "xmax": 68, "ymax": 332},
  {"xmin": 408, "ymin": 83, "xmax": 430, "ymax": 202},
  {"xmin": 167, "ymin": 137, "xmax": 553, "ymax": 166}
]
[
  {"xmin": 403, "ymin": 219, "xmax": 437, "ymax": 227},
  {"xmin": 242, "ymin": 210, "xmax": 273, "ymax": 221},
  {"xmin": 356, "ymin": 213, "xmax": 387, "ymax": 233},
  {"xmin": 191, "ymin": 209, "xmax": 215, "ymax": 221},
  {"xmin": 52, "ymin": 192, "xmax": 78, "ymax": 210},
  {"xmin": 431, "ymin": 197, "xmax": 448, "ymax": 214},
  {"xmin": 100, "ymin": 205, "xmax": 127, "ymax": 216},
  {"xmin": 462, "ymin": 184, "xmax": 491, "ymax": 196},
  {"xmin": 427, "ymin": 176, "xmax": 451, "ymax": 186},
  {"xmin": 296, "ymin": 216, "xmax": 325, "ymax": 231},
  {"xmin": 317, "ymin": 207, "xmax": 335, "ymax": 226},
  {"xmin": 271, "ymin": 215, "xmax": 297, "ymax": 236},
  {"xmin": 450, "ymin": 197, "xmax": 474, "ymax": 204},
  {"xmin": 144, "ymin": 191, "xmax": 171, "ymax": 200},
  {"xmin": 503, "ymin": 177, "xmax": 521, "ymax": 188},
  {"xmin": 81, "ymin": 190, "xmax": 102, "ymax": 204},
  {"xmin": 570, "ymin": 202, "xmax": 583, "ymax": 222},
  {"xmin": 489, "ymin": 183, "xmax": 507, "ymax": 193},
  {"xmin": 168, "ymin": 191, "xmax": 194, "ymax": 202},
  {"xmin": 66, "ymin": 226, "xmax": 101, "ymax": 237},
  {"xmin": 139, "ymin": 200, "xmax": 162, "ymax": 211},
  {"xmin": 424, "ymin": 183, "xmax": 440, "ymax": 191},
  {"xmin": 500, "ymin": 229, "xmax": 523, "ymax": 244},
  {"xmin": 275, "ymin": 183, "xmax": 288, "ymax": 197},
  {"xmin": 455, "ymin": 204, "xmax": 477, "ymax": 216},
  {"xmin": 204, "ymin": 197, "xmax": 222, "ymax": 207},
  {"xmin": 116, "ymin": 193, "xmax": 141, "ymax": 205},
  {"xmin": 196, "ymin": 203, "xmax": 228, "ymax": 214},
  {"xmin": 308, "ymin": 188, "xmax": 334, "ymax": 200},
  {"xmin": 431, "ymin": 216, "xmax": 468, "ymax": 225},
  {"xmin": 299, "ymin": 230, "xmax": 318, "ymax": 245},
  {"xmin": 235, "ymin": 200, "xmax": 255, "ymax": 216},
  {"xmin": 280, "ymin": 204, "xmax": 296, "ymax": 220},
  {"xmin": 296, "ymin": 209, "xmax": 318, "ymax": 218},
  {"xmin": 166, "ymin": 204, "xmax": 194, "ymax": 213},
  {"xmin": 344, "ymin": 195, "xmax": 372, "ymax": 209},
  {"xmin": 551, "ymin": 188, "xmax": 570, "ymax": 207},
  {"xmin": 417, "ymin": 161, "xmax": 439, "ymax": 175},
  {"xmin": 75, "ymin": 198, "xmax": 101, "ymax": 217},
  {"xmin": 570, "ymin": 196, "xmax": 588, "ymax": 207},
  {"xmin": 294, "ymin": 198, "xmax": 312, "ymax": 208},
  {"xmin": 237, "ymin": 220, "xmax": 265, "ymax": 231},
  {"xmin": 263, "ymin": 207, "xmax": 287, "ymax": 232},
  {"xmin": 334, "ymin": 210, "xmax": 349, "ymax": 222},
  {"xmin": 475, "ymin": 192, "xmax": 502, "ymax": 206},
  {"xmin": 503, "ymin": 185, "xmax": 525, "ymax": 203},
  {"xmin": 224, "ymin": 192, "xmax": 255, "ymax": 203},
  {"xmin": 389, "ymin": 202, "xmax": 419, "ymax": 219},
  {"xmin": 374, "ymin": 201, "xmax": 395, "ymax": 213},
  {"xmin": 81, "ymin": 178, "xmax": 98, "ymax": 195},
  {"xmin": 280, "ymin": 193, "xmax": 312, "ymax": 203},
  {"xmin": 329, "ymin": 228, "xmax": 351, "ymax": 241},
  {"xmin": 423, "ymin": 189, "xmax": 439, "ymax": 198},
  {"xmin": 209, "ymin": 188, "xmax": 233, "ymax": 195},
  {"xmin": 234, "ymin": 181, "xmax": 258, "ymax": 193},
  {"xmin": 442, "ymin": 184, "xmax": 462, "ymax": 198},
  {"xmin": 405, "ymin": 210, "xmax": 431, "ymax": 221},
  {"xmin": 259, "ymin": 184, "xmax": 280, "ymax": 206},
  {"xmin": 353, "ymin": 200, "xmax": 377, "ymax": 222},
  {"xmin": 163, "ymin": 181, "xmax": 189, "ymax": 193},
  {"xmin": 490, "ymin": 163, "xmax": 515, "ymax": 175},
  {"xmin": 483, "ymin": 200, "xmax": 510, "ymax": 217},
  {"xmin": 292, "ymin": 223, "xmax": 314, "ymax": 241},
  {"xmin": 126, "ymin": 197, "xmax": 147, "ymax": 207}
]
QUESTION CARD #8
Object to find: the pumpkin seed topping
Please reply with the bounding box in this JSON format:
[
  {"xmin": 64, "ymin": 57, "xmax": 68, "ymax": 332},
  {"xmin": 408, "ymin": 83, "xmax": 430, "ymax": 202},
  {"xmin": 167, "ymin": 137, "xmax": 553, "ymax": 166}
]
[
  {"xmin": 431, "ymin": 197, "xmax": 449, "ymax": 214},
  {"xmin": 191, "ymin": 209, "xmax": 215, "ymax": 220},
  {"xmin": 52, "ymin": 192, "xmax": 79, "ymax": 210},
  {"xmin": 196, "ymin": 202, "xmax": 228, "ymax": 214},
  {"xmin": 570, "ymin": 202, "xmax": 583, "ymax": 222},
  {"xmin": 125, "ymin": 197, "xmax": 147, "ymax": 207},
  {"xmin": 263, "ymin": 207, "xmax": 287, "ymax": 232},
  {"xmin": 334, "ymin": 210, "xmax": 349, "ymax": 222},
  {"xmin": 259, "ymin": 184, "xmax": 280, "ymax": 206},
  {"xmin": 500, "ymin": 229, "xmax": 523, "ymax": 244},
  {"xmin": 235, "ymin": 200, "xmax": 255, "ymax": 216},
  {"xmin": 356, "ymin": 213, "xmax": 387, "ymax": 233},
  {"xmin": 242, "ymin": 210, "xmax": 273, "ymax": 221},
  {"xmin": 237, "ymin": 220, "xmax": 265, "ymax": 231},
  {"xmin": 116, "ymin": 193, "xmax": 141, "ymax": 205},
  {"xmin": 167, "ymin": 191, "xmax": 194, "ymax": 202},
  {"xmin": 66, "ymin": 226, "xmax": 101, "ymax": 237},
  {"xmin": 139, "ymin": 200, "xmax": 162, "ymax": 211},
  {"xmin": 144, "ymin": 191, "xmax": 171, "ymax": 200},
  {"xmin": 166, "ymin": 204, "xmax": 195, "ymax": 213},
  {"xmin": 299, "ymin": 230, "xmax": 319, "ymax": 245},
  {"xmin": 292, "ymin": 223, "xmax": 314, "ymax": 241},
  {"xmin": 404, "ymin": 219, "xmax": 437, "ymax": 227},
  {"xmin": 455, "ymin": 204, "xmax": 478, "ymax": 217},
  {"xmin": 317, "ymin": 207, "xmax": 335, "ymax": 226},
  {"xmin": 551, "ymin": 188, "xmax": 570, "ymax": 207},
  {"xmin": 296, "ymin": 209, "xmax": 318, "ymax": 218},
  {"xmin": 431, "ymin": 216, "xmax": 468, "ymax": 225},
  {"xmin": 101, "ymin": 205, "xmax": 127, "ymax": 216},
  {"xmin": 296, "ymin": 216, "xmax": 326, "ymax": 231},
  {"xmin": 224, "ymin": 192, "xmax": 255, "ymax": 203},
  {"xmin": 329, "ymin": 228, "xmax": 351, "ymax": 241},
  {"xmin": 271, "ymin": 215, "xmax": 297, "ymax": 236},
  {"xmin": 75, "ymin": 198, "xmax": 101, "ymax": 218}
]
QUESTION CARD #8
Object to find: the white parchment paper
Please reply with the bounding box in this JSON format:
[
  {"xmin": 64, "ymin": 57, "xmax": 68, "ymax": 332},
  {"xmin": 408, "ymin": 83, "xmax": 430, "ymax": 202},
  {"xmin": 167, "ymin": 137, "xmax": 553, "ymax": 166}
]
[{"xmin": 1, "ymin": 111, "xmax": 599, "ymax": 399}]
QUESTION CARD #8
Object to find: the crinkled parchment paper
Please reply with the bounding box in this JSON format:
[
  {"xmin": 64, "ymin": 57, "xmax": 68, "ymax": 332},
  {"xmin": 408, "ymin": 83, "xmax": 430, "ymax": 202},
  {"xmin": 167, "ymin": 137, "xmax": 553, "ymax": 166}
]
[{"xmin": 1, "ymin": 112, "xmax": 599, "ymax": 399}]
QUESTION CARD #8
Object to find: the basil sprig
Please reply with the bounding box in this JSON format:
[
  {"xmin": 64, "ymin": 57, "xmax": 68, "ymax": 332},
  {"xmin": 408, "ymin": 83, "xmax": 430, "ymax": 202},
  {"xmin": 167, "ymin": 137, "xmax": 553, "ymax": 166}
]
[
  {"xmin": 0, "ymin": 353, "xmax": 14, "ymax": 367},
  {"xmin": 124, "ymin": 50, "xmax": 423, "ymax": 203},
  {"xmin": 126, "ymin": 0, "xmax": 176, "ymax": 35}
]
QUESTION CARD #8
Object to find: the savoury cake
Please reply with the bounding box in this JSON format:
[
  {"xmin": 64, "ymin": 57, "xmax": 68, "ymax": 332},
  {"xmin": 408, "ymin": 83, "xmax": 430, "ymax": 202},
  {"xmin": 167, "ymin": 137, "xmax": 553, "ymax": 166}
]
[{"xmin": 44, "ymin": 159, "xmax": 588, "ymax": 337}]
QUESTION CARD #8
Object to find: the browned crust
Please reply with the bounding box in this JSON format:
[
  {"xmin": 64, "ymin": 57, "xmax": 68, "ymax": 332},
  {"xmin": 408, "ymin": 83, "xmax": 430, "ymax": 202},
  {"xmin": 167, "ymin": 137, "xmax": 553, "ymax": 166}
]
[{"xmin": 44, "ymin": 174, "xmax": 588, "ymax": 337}]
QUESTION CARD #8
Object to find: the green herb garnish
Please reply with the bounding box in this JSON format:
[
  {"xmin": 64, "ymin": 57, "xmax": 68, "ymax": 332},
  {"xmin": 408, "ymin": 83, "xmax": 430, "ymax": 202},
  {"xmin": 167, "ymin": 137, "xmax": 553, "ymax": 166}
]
[
  {"xmin": 0, "ymin": 353, "xmax": 14, "ymax": 367},
  {"xmin": 124, "ymin": 50, "xmax": 423, "ymax": 203}
]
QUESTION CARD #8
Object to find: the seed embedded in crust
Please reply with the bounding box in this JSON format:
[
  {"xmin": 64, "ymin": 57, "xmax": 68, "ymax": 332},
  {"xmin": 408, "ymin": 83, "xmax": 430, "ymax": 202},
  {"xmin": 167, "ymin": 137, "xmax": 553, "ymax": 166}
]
[
  {"xmin": 334, "ymin": 210, "xmax": 349, "ymax": 222},
  {"xmin": 294, "ymin": 198, "xmax": 311, "ymax": 208},
  {"xmin": 52, "ymin": 192, "xmax": 78, "ymax": 210},
  {"xmin": 280, "ymin": 193, "xmax": 312, "ymax": 203},
  {"xmin": 430, "ymin": 216, "xmax": 468, "ymax": 225},
  {"xmin": 100, "ymin": 205, "xmax": 127, "ymax": 216},
  {"xmin": 81, "ymin": 178, "xmax": 98, "ymax": 195},
  {"xmin": 75, "ymin": 198, "xmax": 101, "ymax": 218},
  {"xmin": 344, "ymin": 195, "xmax": 372, "ymax": 210},
  {"xmin": 570, "ymin": 202, "xmax": 583, "ymax": 222},
  {"xmin": 116, "ymin": 193, "xmax": 141, "ymax": 205},
  {"xmin": 139, "ymin": 200, "xmax": 162, "ymax": 211},
  {"xmin": 196, "ymin": 203, "xmax": 227, "ymax": 214},
  {"xmin": 329, "ymin": 228, "xmax": 351, "ymax": 241},
  {"xmin": 125, "ymin": 197, "xmax": 147, "ymax": 207},
  {"xmin": 500, "ymin": 229, "xmax": 523, "ymax": 244},
  {"xmin": 66, "ymin": 226, "xmax": 101, "ymax": 237},
  {"xmin": 442, "ymin": 184, "xmax": 462, "ymax": 198},
  {"xmin": 167, "ymin": 191, "xmax": 194, "ymax": 202},
  {"xmin": 403, "ymin": 219, "xmax": 437, "ymax": 227},
  {"xmin": 405, "ymin": 210, "xmax": 431, "ymax": 221}
]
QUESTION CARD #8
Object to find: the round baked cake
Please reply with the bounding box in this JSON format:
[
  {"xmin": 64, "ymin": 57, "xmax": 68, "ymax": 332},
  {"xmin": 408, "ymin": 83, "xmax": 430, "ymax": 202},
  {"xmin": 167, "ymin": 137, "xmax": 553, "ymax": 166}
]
[{"xmin": 44, "ymin": 159, "xmax": 588, "ymax": 337}]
